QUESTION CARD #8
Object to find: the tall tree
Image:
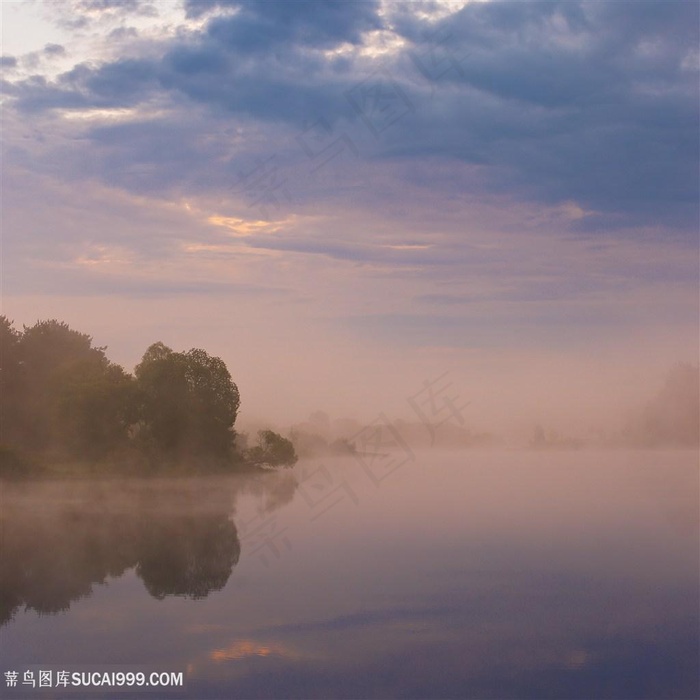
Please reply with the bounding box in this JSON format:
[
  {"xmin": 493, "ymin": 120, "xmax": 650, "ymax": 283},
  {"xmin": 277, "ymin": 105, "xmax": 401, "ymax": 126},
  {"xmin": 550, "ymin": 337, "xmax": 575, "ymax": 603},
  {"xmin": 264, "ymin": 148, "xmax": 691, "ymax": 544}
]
[
  {"xmin": 0, "ymin": 317, "xmax": 23, "ymax": 447},
  {"xmin": 53, "ymin": 361, "xmax": 138, "ymax": 459},
  {"xmin": 5, "ymin": 319, "xmax": 133, "ymax": 457},
  {"xmin": 134, "ymin": 343, "xmax": 240, "ymax": 462}
]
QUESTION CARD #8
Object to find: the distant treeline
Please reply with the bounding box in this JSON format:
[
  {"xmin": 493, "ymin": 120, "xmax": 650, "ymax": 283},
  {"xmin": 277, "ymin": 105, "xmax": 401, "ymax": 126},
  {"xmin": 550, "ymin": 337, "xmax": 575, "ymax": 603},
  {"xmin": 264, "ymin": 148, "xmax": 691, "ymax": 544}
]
[
  {"xmin": 529, "ymin": 362, "xmax": 700, "ymax": 450},
  {"xmin": 0, "ymin": 318, "xmax": 296, "ymax": 476},
  {"xmin": 287, "ymin": 410, "xmax": 495, "ymax": 458},
  {"xmin": 622, "ymin": 362, "xmax": 699, "ymax": 448}
]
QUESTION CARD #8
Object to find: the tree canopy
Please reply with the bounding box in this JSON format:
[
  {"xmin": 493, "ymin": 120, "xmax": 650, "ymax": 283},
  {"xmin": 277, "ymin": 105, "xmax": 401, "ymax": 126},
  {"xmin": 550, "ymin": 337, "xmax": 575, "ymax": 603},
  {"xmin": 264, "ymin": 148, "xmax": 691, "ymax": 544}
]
[
  {"xmin": 0, "ymin": 317, "xmax": 292, "ymax": 476},
  {"xmin": 134, "ymin": 342, "xmax": 241, "ymax": 463},
  {"xmin": 1, "ymin": 318, "xmax": 134, "ymax": 459},
  {"xmin": 246, "ymin": 430, "xmax": 298, "ymax": 468}
]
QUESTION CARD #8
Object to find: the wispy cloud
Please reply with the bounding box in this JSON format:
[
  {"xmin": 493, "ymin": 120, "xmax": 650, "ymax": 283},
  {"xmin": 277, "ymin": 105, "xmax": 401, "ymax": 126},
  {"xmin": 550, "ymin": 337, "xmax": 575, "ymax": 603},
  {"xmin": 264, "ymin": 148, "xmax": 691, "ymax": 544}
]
[{"xmin": 2, "ymin": 1, "xmax": 697, "ymax": 425}]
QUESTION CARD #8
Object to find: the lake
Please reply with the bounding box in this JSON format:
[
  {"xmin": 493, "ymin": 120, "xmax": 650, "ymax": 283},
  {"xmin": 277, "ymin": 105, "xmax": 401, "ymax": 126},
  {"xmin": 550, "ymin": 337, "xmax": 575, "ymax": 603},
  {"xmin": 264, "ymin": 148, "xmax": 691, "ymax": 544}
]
[{"xmin": 1, "ymin": 450, "xmax": 698, "ymax": 699}]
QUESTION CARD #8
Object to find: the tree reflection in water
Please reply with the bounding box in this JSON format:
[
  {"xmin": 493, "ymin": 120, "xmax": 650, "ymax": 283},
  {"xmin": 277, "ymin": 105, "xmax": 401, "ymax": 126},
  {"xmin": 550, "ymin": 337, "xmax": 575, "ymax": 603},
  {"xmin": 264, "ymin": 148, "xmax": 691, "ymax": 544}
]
[
  {"xmin": 0, "ymin": 472, "xmax": 297, "ymax": 625},
  {"xmin": 137, "ymin": 514, "xmax": 239, "ymax": 600}
]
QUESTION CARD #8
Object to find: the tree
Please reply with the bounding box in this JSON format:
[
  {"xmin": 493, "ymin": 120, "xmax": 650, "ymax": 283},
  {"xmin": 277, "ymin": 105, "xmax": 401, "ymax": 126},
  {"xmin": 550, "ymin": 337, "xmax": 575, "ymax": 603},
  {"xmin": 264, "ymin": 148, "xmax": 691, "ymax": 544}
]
[
  {"xmin": 0, "ymin": 317, "xmax": 23, "ymax": 447},
  {"xmin": 134, "ymin": 343, "xmax": 240, "ymax": 462},
  {"xmin": 630, "ymin": 363, "xmax": 700, "ymax": 447},
  {"xmin": 134, "ymin": 343, "xmax": 190, "ymax": 454},
  {"xmin": 247, "ymin": 430, "xmax": 298, "ymax": 468},
  {"xmin": 53, "ymin": 361, "xmax": 138, "ymax": 459},
  {"xmin": 0, "ymin": 319, "xmax": 249, "ymax": 471},
  {"xmin": 136, "ymin": 515, "xmax": 240, "ymax": 600},
  {"xmin": 1, "ymin": 319, "xmax": 134, "ymax": 459},
  {"xmin": 181, "ymin": 348, "xmax": 241, "ymax": 456}
]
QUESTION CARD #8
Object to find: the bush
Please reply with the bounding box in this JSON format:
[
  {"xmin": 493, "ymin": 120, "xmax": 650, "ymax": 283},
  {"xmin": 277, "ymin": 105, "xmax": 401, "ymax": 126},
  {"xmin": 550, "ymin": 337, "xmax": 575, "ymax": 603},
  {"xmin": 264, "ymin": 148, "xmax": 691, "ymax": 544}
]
[{"xmin": 246, "ymin": 430, "xmax": 298, "ymax": 468}]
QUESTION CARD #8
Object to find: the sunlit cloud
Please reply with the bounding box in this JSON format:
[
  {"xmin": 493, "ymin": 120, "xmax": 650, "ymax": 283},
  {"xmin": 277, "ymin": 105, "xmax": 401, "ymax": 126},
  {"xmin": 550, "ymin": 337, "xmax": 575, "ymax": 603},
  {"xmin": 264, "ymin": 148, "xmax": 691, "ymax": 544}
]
[
  {"xmin": 75, "ymin": 244, "xmax": 135, "ymax": 267},
  {"xmin": 382, "ymin": 244, "xmax": 433, "ymax": 251},
  {"xmin": 206, "ymin": 215, "xmax": 295, "ymax": 237},
  {"xmin": 180, "ymin": 242, "xmax": 281, "ymax": 259},
  {"xmin": 58, "ymin": 106, "xmax": 166, "ymax": 122}
]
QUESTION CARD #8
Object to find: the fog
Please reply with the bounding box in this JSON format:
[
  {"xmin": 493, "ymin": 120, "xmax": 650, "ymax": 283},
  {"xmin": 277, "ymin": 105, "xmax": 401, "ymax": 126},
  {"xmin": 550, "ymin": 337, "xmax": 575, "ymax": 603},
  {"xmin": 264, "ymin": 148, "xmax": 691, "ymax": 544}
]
[
  {"xmin": 0, "ymin": 472, "xmax": 298, "ymax": 626},
  {"xmin": 236, "ymin": 355, "xmax": 699, "ymax": 453},
  {"xmin": 3, "ymin": 304, "xmax": 697, "ymax": 459},
  {"xmin": 2, "ymin": 450, "xmax": 697, "ymax": 698}
]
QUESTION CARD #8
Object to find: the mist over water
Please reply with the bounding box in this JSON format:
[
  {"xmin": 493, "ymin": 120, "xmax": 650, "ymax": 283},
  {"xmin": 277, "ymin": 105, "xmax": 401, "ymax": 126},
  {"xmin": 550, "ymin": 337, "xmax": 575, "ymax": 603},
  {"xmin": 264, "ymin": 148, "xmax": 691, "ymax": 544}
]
[
  {"xmin": 1, "ymin": 450, "xmax": 697, "ymax": 699},
  {"xmin": 0, "ymin": 472, "xmax": 297, "ymax": 625}
]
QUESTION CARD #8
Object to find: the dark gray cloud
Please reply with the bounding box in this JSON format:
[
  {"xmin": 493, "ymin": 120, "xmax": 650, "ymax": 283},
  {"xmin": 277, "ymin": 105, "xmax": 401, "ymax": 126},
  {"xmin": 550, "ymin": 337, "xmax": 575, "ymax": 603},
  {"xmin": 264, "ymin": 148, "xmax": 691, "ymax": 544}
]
[
  {"xmin": 1, "ymin": 56, "xmax": 18, "ymax": 69},
  {"xmin": 80, "ymin": 0, "xmax": 142, "ymax": 10},
  {"xmin": 385, "ymin": 0, "xmax": 699, "ymax": 228},
  {"xmin": 43, "ymin": 44, "xmax": 66, "ymax": 56},
  {"xmin": 187, "ymin": 0, "xmax": 383, "ymax": 50},
  {"xmin": 3, "ymin": 0, "xmax": 698, "ymax": 234},
  {"xmin": 108, "ymin": 26, "xmax": 139, "ymax": 41}
]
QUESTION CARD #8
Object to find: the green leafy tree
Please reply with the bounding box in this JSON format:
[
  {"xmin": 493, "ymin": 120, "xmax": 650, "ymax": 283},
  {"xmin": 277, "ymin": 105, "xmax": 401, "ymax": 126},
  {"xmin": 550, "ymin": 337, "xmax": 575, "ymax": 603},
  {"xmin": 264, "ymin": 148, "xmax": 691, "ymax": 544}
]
[
  {"xmin": 247, "ymin": 430, "xmax": 298, "ymax": 468},
  {"xmin": 134, "ymin": 343, "xmax": 190, "ymax": 454},
  {"xmin": 19, "ymin": 320, "xmax": 110, "ymax": 449},
  {"xmin": 182, "ymin": 348, "xmax": 241, "ymax": 457},
  {"xmin": 134, "ymin": 343, "xmax": 240, "ymax": 462},
  {"xmin": 53, "ymin": 361, "xmax": 138, "ymax": 459},
  {"xmin": 1, "ymin": 319, "xmax": 136, "ymax": 462},
  {"xmin": 0, "ymin": 317, "xmax": 23, "ymax": 447}
]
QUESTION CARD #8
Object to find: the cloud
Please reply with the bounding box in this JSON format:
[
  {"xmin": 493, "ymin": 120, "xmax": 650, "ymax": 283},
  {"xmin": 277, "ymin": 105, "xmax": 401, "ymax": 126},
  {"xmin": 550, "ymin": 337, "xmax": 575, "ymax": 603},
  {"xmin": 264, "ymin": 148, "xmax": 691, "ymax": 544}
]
[
  {"xmin": 73, "ymin": 0, "xmax": 158, "ymax": 20},
  {"xmin": 3, "ymin": 1, "xmax": 696, "ymax": 237},
  {"xmin": 79, "ymin": 0, "xmax": 144, "ymax": 9},
  {"xmin": 3, "ymin": 263, "xmax": 284, "ymax": 299},
  {"xmin": 43, "ymin": 43, "xmax": 66, "ymax": 56},
  {"xmin": 385, "ymin": 1, "xmax": 699, "ymax": 227},
  {"xmin": 186, "ymin": 0, "xmax": 383, "ymax": 50}
]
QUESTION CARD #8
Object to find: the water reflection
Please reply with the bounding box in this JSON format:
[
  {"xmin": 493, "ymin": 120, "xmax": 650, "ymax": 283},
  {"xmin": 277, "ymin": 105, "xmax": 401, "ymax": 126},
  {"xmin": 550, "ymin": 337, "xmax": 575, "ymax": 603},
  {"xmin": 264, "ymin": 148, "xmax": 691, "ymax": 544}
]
[
  {"xmin": 0, "ymin": 473, "xmax": 297, "ymax": 625},
  {"xmin": 0, "ymin": 453, "xmax": 697, "ymax": 699}
]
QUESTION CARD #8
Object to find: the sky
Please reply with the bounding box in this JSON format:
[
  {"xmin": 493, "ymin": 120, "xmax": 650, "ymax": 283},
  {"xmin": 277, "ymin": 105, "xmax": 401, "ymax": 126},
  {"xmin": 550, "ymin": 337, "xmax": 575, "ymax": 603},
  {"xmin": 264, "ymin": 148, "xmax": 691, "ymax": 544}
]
[{"xmin": 1, "ymin": 0, "xmax": 698, "ymax": 436}]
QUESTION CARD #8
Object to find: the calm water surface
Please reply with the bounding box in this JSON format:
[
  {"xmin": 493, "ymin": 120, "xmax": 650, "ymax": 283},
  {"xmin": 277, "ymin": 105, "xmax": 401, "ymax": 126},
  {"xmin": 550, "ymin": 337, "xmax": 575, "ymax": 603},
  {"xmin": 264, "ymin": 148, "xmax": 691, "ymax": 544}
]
[{"xmin": 1, "ymin": 451, "xmax": 698, "ymax": 699}]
